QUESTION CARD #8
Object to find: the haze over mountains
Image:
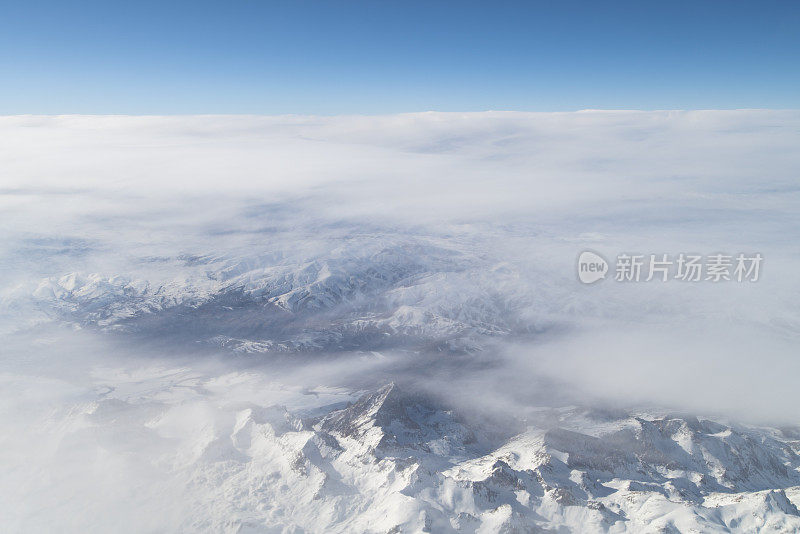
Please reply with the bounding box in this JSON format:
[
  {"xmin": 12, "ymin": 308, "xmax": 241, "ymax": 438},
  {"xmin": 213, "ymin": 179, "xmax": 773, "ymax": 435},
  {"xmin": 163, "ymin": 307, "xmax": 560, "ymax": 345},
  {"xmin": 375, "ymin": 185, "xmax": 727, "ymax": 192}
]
[{"xmin": 1, "ymin": 111, "xmax": 800, "ymax": 532}]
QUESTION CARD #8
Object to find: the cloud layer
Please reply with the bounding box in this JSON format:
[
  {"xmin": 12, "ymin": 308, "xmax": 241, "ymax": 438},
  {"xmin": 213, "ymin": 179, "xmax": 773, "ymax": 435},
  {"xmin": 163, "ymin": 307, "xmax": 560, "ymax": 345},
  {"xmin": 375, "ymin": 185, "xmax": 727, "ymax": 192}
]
[{"xmin": 1, "ymin": 111, "xmax": 800, "ymax": 529}]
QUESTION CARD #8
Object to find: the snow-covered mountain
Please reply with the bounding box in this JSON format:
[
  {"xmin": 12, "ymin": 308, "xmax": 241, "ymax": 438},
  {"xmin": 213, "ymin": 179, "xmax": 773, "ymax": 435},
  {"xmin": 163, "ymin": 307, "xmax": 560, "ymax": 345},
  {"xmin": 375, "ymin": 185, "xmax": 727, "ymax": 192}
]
[
  {"xmin": 308, "ymin": 384, "xmax": 800, "ymax": 532},
  {"xmin": 22, "ymin": 233, "xmax": 555, "ymax": 354},
  {"xmin": 7, "ymin": 376, "xmax": 799, "ymax": 533}
]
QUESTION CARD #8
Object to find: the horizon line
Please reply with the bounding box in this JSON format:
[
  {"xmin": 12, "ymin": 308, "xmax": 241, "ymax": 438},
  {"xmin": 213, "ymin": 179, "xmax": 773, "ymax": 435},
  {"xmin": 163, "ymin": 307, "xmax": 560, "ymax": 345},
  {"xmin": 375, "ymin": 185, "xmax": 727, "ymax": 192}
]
[{"xmin": 1, "ymin": 108, "xmax": 799, "ymax": 119}]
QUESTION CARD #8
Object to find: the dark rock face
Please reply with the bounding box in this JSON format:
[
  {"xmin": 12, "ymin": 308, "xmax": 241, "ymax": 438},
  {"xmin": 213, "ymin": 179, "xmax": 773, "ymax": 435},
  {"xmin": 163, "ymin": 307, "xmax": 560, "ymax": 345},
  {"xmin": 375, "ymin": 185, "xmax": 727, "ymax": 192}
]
[
  {"xmin": 319, "ymin": 383, "xmax": 417, "ymax": 438},
  {"xmin": 316, "ymin": 383, "xmax": 483, "ymax": 458}
]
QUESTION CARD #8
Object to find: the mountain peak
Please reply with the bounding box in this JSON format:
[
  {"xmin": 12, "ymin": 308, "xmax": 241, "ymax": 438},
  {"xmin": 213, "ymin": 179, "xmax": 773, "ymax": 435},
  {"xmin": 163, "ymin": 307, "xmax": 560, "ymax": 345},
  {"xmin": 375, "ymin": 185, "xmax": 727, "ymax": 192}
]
[{"xmin": 317, "ymin": 382, "xmax": 418, "ymax": 439}]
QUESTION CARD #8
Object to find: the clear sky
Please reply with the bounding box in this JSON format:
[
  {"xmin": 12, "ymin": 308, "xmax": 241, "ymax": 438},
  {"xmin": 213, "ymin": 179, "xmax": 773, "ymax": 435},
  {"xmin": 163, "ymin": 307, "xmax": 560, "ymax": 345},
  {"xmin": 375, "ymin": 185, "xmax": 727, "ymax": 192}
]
[{"xmin": 1, "ymin": 0, "xmax": 799, "ymax": 114}]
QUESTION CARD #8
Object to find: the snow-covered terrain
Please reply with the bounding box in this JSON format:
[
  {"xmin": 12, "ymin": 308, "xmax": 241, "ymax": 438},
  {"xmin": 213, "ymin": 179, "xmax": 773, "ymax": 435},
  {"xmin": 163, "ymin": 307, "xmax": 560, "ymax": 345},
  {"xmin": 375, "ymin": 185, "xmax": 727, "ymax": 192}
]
[{"xmin": 2, "ymin": 112, "xmax": 800, "ymax": 532}]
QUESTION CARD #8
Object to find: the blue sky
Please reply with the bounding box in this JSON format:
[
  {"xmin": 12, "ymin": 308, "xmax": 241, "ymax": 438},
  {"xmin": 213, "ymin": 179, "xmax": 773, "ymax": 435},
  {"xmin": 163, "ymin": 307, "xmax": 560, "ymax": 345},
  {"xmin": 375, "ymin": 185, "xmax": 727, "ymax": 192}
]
[{"xmin": 1, "ymin": 0, "xmax": 799, "ymax": 114}]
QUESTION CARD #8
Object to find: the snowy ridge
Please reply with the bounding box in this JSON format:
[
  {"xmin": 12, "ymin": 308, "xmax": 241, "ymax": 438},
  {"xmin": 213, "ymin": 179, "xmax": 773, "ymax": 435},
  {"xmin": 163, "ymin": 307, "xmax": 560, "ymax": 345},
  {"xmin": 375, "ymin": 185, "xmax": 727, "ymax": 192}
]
[
  {"xmin": 296, "ymin": 385, "xmax": 800, "ymax": 532},
  {"xmin": 22, "ymin": 381, "xmax": 798, "ymax": 532},
  {"xmin": 23, "ymin": 235, "xmax": 551, "ymax": 353}
]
